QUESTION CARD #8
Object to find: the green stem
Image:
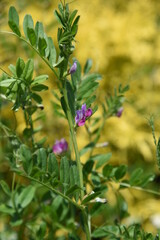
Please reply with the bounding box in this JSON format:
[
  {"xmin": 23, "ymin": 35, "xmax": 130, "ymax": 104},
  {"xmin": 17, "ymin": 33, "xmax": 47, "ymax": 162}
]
[
  {"xmin": 0, "ymin": 31, "xmax": 59, "ymax": 79},
  {"xmin": 20, "ymin": 173, "xmax": 84, "ymax": 210},
  {"xmin": 119, "ymin": 182, "xmax": 160, "ymax": 196},
  {"xmin": 62, "ymin": 85, "xmax": 84, "ymax": 200},
  {"xmin": 11, "ymin": 171, "xmax": 17, "ymax": 211},
  {"xmin": 62, "ymin": 85, "xmax": 91, "ymax": 240},
  {"xmin": 82, "ymin": 210, "xmax": 91, "ymax": 240}
]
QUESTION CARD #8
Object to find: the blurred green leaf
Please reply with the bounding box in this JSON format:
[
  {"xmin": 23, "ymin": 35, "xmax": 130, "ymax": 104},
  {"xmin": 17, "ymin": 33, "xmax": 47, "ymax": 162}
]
[
  {"xmin": 16, "ymin": 57, "xmax": 25, "ymax": 77},
  {"xmin": 22, "ymin": 59, "xmax": 34, "ymax": 81},
  {"xmin": 23, "ymin": 14, "xmax": 34, "ymax": 39},
  {"xmin": 18, "ymin": 185, "xmax": 36, "ymax": 208},
  {"xmin": 27, "ymin": 28, "xmax": 37, "ymax": 46},
  {"xmin": 60, "ymin": 157, "xmax": 70, "ymax": 194},
  {"xmin": 38, "ymin": 37, "xmax": 47, "ymax": 56},
  {"xmin": 19, "ymin": 144, "xmax": 32, "ymax": 174},
  {"xmin": 115, "ymin": 165, "xmax": 127, "ymax": 180},
  {"xmin": 0, "ymin": 180, "xmax": 11, "ymax": 197},
  {"xmin": 82, "ymin": 191, "xmax": 101, "ymax": 205},
  {"xmin": 8, "ymin": 6, "xmax": 21, "ymax": 36},
  {"xmin": 31, "ymin": 84, "xmax": 48, "ymax": 92},
  {"xmin": 84, "ymin": 59, "xmax": 93, "ymax": 74},
  {"xmin": 48, "ymin": 37, "xmax": 57, "ymax": 65},
  {"xmin": 48, "ymin": 153, "xmax": 59, "ymax": 178},
  {"xmin": 32, "ymin": 75, "xmax": 48, "ymax": 85},
  {"xmin": 0, "ymin": 204, "xmax": 15, "ymax": 215}
]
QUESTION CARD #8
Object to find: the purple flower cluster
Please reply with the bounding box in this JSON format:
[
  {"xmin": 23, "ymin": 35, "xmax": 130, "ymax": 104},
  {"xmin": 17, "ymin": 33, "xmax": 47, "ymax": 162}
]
[
  {"xmin": 75, "ymin": 104, "xmax": 92, "ymax": 127},
  {"xmin": 69, "ymin": 61, "xmax": 77, "ymax": 74},
  {"xmin": 53, "ymin": 138, "xmax": 68, "ymax": 155}
]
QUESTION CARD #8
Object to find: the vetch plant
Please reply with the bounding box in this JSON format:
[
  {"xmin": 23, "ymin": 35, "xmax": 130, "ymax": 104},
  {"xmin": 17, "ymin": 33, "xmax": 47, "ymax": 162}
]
[{"xmin": 0, "ymin": 1, "xmax": 160, "ymax": 239}]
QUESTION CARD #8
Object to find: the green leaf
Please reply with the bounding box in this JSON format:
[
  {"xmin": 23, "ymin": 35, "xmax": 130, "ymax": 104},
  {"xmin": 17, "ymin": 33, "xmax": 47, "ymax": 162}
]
[
  {"xmin": 80, "ymin": 142, "xmax": 95, "ymax": 156},
  {"xmin": 35, "ymin": 21, "xmax": 44, "ymax": 43},
  {"xmin": 71, "ymin": 24, "xmax": 78, "ymax": 36},
  {"xmin": 27, "ymin": 28, "xmax": 37, "ymax": 46},
  {"xmin": 83, "ymin": 160, "xmax": 94, "ymax": 175},
  {"xmin": 0, "ymin": 79, "xmax": 16, "ymax": 87},
  {"xmin": 18, "ymin": 185, "xmax": 36, "ymax": 208},
  {"xmin": 66, "ymin": 184, "xmax": 80, "ymax": 196},
  {"xmin": 19, "ymin": 144, "xmax": 32, "ymax": 174},
  {"xmin": 53, "ymin": 57, "xmax": 64, "ymax": 68},
  {"xmin": 86, "ymin": 95, "xmax": 96, "ymax": 108},
  {"xmin": 66, "ymin": 81, "xmax": 75, "ymax": 119},
  {"xmin": 9, "ymin": 6, "xmax": 19, "ymax": 26},
  {"xmin": 8, "ymin": 64, "xmax": 16, "ymax": 76},
  {"xmin": 91, "ymin": 153, "xmax": 112, "ymax": 169},
  {"xmin": 32, "ymin": 75, "xmax": 48, "ymax": 85},
  {"xmin": 129, "ymin": 168, "xmax": 143, "ymax": 186},
  {"xmin": 16, "ymin": 57, "xmax": 25, "ymax": 77},
  {"xmin": 78, "ymin": 82, "xmax": 99, "ymax": 100},
  {"xmin": 31, "ymin": 84, "xmax": 48, "ymax": 92},
  {"xmin": 23, "ymin": 14, "xmax": 34, "ymax": 39},
  {"xmin": 70, "ymin": 165, "xmax": 80, "ymax": 201},
  {"xmin": 103, "ymin": 164, "xmax": 114, "ymax": 178},
  {"xmin": 10, "ymin": 219, "xmax": 23, "ymax": 227},
  {"xmin": 0, "ymin": 204, "xmax": 15, "ymax": 215},
  {"xmin": 84, "ymin": 59, "xmax": 93, "ymax": 74},
  {"xmin": 32, "ymin": 93, "xmax": 42, "ymax": 103},
  {"xmin": 81, "ymin": 191, "xmax": 101, "ymax": 205},
  {"xmin": 0, "ymin": 180, "xmax": 11, "ymax": 197},
  {"xmin": 48, "ymin": 153, "xmax": 59, "ymax": 178},
  {"xmin": 69, "ymin": 10, "xmax": 78, "ymax": 25},
  {"xmin": 72, "ymin": 15, "xmax": 80, "ymax": 25},
  {"xmin": 60, "ymin": 156, "xmax": 70, "ymax": 194},
  {"xmin": 137, "ymin": 173, "xmax": 155, "ymax": 188},
  {"xmin": 60, "ymin": 96, "xmax": 67, "ymax": 117},
  {"xmin": 81, "ymin": 73, "xmax": 101, "ymax": 87},
  {"xmin": 54, "ymin": 10, "xmax": 64, "ymax": 25},
  {"xmin": 38, "ymin": 37, "xmax": 47, "ymax": 56},
  {"xmin": 115, "ymin": 165, "xmax": 127, "ymax": 180},
  {"xmin": 48, "ymin": 37, "xmax": 56, "ymax": 65},
  {"xmin": 22, "ymin": 59, "xmax": 34, "ymax": 81},
  {"xmin": 37, "ymin": 148, "xmax": 47, "ymax": 171},
  {"xmin": 71, "ymin": 58, "xmax": 81, "ymax": 90},
  {"xmin": 92, "ymin": 225, "xmax": 119, "ymax": 238},
  {"xmin": 8, "ymin": 6, "xmax": 21, "ymax": 36}
]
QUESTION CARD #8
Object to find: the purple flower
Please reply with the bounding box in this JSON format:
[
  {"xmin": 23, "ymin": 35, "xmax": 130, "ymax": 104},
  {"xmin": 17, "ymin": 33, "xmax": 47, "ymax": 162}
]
[
  {"xmin": 69, "ymin": 61, "xmax": 77, "ymax": 74},
  {"xmin": 116, "ymin": 107, "xmax": 123, "ymax": 117},
  {"xmin": 75, "ymin": 104, "xmax": 92, "ymax": 127},
  {"xmin": 53, "ymin": 138, "xmax": 68, "ymax": 155}
]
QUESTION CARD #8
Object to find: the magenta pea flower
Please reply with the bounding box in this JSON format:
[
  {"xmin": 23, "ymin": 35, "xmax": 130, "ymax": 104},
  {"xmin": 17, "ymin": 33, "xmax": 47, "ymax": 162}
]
[
  {"xmin": 69, "ymin": 61, "xmax": 77, "ymax": 74},
  {"xmin": 53, "ymin": 138, "xmax": 68, "ymax": 155},
  {"xmin": 75, "ymin": 104, "xmax": 92, "ymax": 127},
  {"xmin": 116, "ymin": 107, "xmax": 123, "ymax": 117}
]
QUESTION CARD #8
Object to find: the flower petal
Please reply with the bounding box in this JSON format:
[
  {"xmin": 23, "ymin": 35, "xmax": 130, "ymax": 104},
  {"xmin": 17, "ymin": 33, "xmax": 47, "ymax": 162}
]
[
  {"xmin": 85, "ymin": 108, "xmax": 92, "ymax": 118},
  {"xmin": 78, "ymin": 117, "xmax": 86, "ymax": 126},
  {"xmin": 81, "ymin": 104, "xmax": 87, "ymax": 115}
]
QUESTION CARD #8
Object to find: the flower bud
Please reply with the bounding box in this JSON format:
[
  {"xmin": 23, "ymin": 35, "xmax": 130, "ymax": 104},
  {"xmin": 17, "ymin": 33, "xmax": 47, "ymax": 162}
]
[
  {"xmin": 69, "ymin": 61, "xmax": 77, "ymax": 74},
  {"xmin": 53, "ymin": 138, "xmax": 68, "ymax": 154},
  {"xmin": 116, "ymin": 107, "xmax": 123, "ymax": 117}
]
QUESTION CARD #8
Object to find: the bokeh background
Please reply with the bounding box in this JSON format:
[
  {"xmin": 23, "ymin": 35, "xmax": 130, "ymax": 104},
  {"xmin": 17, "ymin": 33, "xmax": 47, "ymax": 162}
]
[{"xmin": 1, "ymin": 0, "xmax": 160, "ymax": 235}]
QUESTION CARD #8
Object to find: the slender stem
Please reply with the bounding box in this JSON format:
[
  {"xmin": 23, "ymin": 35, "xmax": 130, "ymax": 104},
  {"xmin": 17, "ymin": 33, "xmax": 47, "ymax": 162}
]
[
  {"xmin": 20, "ymin": 173, "xmax": 84, "ymax": 210},
  {"xmin": 0, "ymin": 31, "xmax": 59, "ymax": 79},
  {"xmin": 82, "ymin": 210, "xmax": 91, "ymax": 240},
  {"xmin": 62, "ymin": 85, "xmax": 84, "ymax": 200},
  {"xmin": 11, "ymin": 172, "xmax": 16, "ymax": 208},
  {"xmin": 119, "ymin": 182, "xmax": 160, "ymax": 196}
]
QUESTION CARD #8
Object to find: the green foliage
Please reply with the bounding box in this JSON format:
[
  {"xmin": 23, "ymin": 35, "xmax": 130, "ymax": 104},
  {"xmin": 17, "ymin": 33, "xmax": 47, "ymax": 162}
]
[{"xmin": 0, "ymin": 2, "xmax": 159, "ymax": 240}]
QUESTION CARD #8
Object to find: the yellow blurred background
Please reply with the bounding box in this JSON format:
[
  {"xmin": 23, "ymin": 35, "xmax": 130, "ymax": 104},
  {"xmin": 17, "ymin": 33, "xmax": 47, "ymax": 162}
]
[{"xmin": 1, "ymin": 0, "xmax": 160, "ymax": 234}]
